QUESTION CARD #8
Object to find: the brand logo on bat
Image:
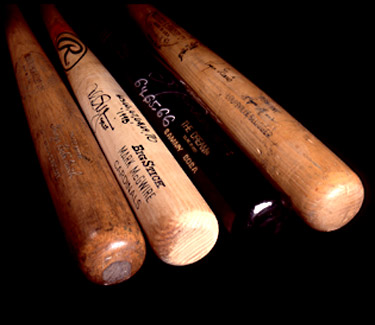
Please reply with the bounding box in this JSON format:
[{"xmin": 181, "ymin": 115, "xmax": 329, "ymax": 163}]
[{"xmin": 56, "ymin": 32, "xmax": 87, "ymax": 71}]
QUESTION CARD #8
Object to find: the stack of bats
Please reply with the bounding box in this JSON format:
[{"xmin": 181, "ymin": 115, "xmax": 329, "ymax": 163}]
[{"xmin": 5, "ymin": 4, "xmax": 364, "ymax": 285}]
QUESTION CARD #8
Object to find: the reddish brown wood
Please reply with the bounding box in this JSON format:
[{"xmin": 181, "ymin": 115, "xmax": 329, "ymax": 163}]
[{"xmin": 6, "ymin": 5, "xmax": 146, "ymax": 285}]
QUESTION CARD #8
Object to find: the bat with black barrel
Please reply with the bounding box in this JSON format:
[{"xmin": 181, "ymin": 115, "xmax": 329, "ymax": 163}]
[{"xmin": 58, "ymin": 4, "xmax": 297, "ymax": 238}]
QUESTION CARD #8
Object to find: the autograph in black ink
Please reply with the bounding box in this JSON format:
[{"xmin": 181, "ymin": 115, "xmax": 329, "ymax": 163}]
[{"xmin": 88, "ymin": 83, "xmax": 115, "ymax": 132}]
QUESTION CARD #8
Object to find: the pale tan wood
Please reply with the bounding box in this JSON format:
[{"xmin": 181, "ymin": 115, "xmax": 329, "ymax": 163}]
[
  {"xmin": 128, "ymin": 4, "xmax": 364, "ymax": 231},
  {"xmin": 41, "ymin": 5, "xmax": 219, "ymax": 265},
  {"xmin": 5, "ymin": 5, "xmax": 146, "ymax": 285}
]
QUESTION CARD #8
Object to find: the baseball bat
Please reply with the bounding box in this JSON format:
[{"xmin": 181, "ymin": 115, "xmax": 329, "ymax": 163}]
[
  {"xmin": 127, "ymin": 4, "xmax": 364, "ymax": 231},
  {"xmin": 66, "ymin": 8, "xmax": 292, "ymax": 235},
  {"xmin": 41, "ymin": 4, "xmax": 219, "ymax": 266},
  {"xmin": 5, "ymin": 4, "xmax": 146, "ymax": 285}
]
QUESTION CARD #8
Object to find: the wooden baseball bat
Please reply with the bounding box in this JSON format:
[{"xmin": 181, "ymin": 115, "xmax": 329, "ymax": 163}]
[
  {"xmin": 5, "ymin": 4, "xmax": 146, "ymax": 285},
  {"xmin": 127, "ymin": 4, "xmax": 364, "ymax": 231},
  {"xmin": 41, "ymin": 4, "xmax": 219, "ymax": 266},
  {"xmin": 68, "ymin": 10, "xmax": 292, "ymax": 235}
]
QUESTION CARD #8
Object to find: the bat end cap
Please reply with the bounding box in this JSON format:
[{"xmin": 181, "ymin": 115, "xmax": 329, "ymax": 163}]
[
  {"xmin": 79, "ymin": 229, "xmax": 146, "ymax": 285},
  {"xmin": 298, "ymin": 171, "xmax": 365, "ymax": 232},
  {"xmin": 152, "ymin": 210, "xmax": 219, "ymax": 266}
]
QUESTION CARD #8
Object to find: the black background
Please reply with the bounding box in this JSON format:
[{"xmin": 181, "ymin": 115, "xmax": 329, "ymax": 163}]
[{"xmin": 2, "ymin": 3, "xmax": 373, "ymax": 317}]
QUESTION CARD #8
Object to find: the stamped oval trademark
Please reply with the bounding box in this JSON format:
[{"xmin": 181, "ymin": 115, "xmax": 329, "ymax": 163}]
[
  {"xmin": 56, "ymin": 32, "xmax": 87, "ymax": 71},
  {"xmin": 145, "ymin": 11, "xmax": 187, "ymax": 48}
]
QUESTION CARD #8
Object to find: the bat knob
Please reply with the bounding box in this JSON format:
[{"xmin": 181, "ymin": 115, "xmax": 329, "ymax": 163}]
[
  {"xmin": 102, "ymin": 261, "xmax": 132, "ymax": 284},
  {"xmin": 78, "ymin": 229, "xmax": 146, "ymax": 285}
]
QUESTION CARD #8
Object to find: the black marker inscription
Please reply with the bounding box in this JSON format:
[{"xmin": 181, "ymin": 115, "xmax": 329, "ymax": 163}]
[
  {"xmin": 87, "ymin": 83, "xmax": 114, "ymax": 132},
  {"xmin": 178, "ymin": 41, "xmax": 199, "ymax": 61},
  {"xmin": 225, "ymin": 93, "xmax": 273, "ymax": 138},
  {"xmin": 204, "ymin": 62, "xmax": 236, "ymax": 82},
  {"xmin": 116, "ymin": 94, "xmax": 158, "ymax": 142}
]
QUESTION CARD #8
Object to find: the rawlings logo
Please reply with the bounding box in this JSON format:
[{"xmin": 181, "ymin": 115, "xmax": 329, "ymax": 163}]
[{"xmin": 56, "ymin": 32, "xmax": 87, "ymax": 71}]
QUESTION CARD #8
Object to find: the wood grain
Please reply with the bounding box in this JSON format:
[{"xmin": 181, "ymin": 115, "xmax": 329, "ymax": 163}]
[
  {"xmin": 41, "ymin": 4, "xmax": 219, "ymax": 265},
  {"xmin": 5, "ymin": 5, "xmax": 146, "ymax": 285},
  {"xmin": 127, "ymin": 4, "xmax": 364, "ymax": 231}
]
